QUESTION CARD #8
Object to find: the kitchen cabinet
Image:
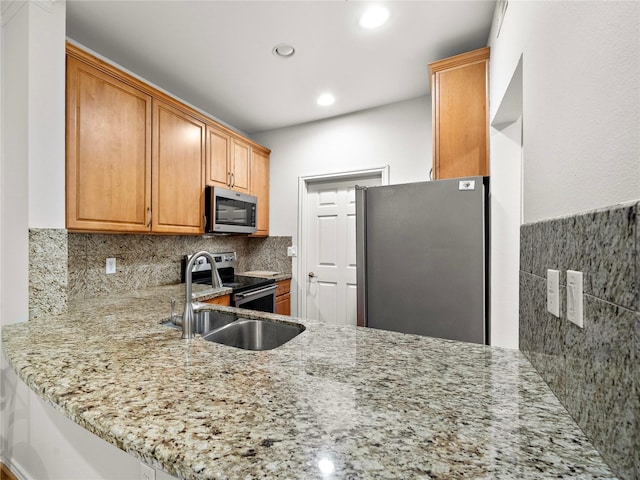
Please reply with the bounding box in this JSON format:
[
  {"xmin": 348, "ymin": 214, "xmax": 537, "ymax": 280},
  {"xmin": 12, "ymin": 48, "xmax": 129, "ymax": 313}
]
[
  {"xmin": 429, "ymin": 47, "xmax": 490, "ymax": 180},
  {"xmin": 275, "ymin": 279, "xmax": 290, "ymax": 315},
  {"xmin": 1, "ymin": 462, "xmax": 18, "ymax": 480},
  {"xmin": 205, "ymin": 125, "xmax": 231, "ymax": 189},
  {"xmin": 66, "ymin": 43, "xmax": 271, "ymax": 235},
  {"xmin": 151, "ymin": 100, "xmax": 205, "ymax": 234},
  {"xmin": 205, "ymin": 125, "xmax": 250, "ymax": 194},
  {"xmin": 230, "ymin": 137, "xmax": 251, "ymax": 193},
  {"xmin": 204, "ymin": 295, "xmax": 231, "ymax": 306},
  {"xmin": 250, "ymin": 147, "xmax": 270, "ymax": 237},
  {"xmin": 66, "ymin": 55, "xmax": 152, "ymax": 232}
]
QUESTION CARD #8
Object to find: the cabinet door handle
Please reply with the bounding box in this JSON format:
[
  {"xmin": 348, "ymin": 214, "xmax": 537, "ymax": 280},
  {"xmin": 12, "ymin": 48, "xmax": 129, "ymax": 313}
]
[
  {"xmin": 147, "ymin": 207, "xmax": 152, "ymax": 227},
  {"xmin": 231, "ymin": 173, "xmax": 235, "ymax": 188},
  {"xmin": 227, "ymin": 172, "xmax": 232, "ymax": 187}
]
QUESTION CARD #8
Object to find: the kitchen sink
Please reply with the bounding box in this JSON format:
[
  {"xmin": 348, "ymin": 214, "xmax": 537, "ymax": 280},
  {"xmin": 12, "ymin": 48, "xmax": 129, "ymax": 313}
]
[
  {"xmin": 161, "ymin": 310, "xmax": 237, "ymax": 335},
  {"xmin": 203, "ymin": 319, "xmax": 305, "ymax": 351}
]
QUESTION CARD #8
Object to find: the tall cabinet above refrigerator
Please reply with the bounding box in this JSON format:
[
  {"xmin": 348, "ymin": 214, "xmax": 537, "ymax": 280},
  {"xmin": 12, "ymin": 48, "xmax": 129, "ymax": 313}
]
[{"xmin": 355, "ymin": 177, "xmax": 489, "ymax": 345}]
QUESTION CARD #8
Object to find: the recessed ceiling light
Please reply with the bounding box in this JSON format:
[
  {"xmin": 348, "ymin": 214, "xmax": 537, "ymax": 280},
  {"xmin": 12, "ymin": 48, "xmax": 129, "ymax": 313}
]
[
  {"xmin": 273, "ymin": 44, "xmax": 295, "ymax": 58},
  {"xmin": 317, "ymin": 93, "xmax": 335, "ymax": 106},
  {"xmin": 359, "ymin": 6, "xmax": 390, "ymax": 29}
]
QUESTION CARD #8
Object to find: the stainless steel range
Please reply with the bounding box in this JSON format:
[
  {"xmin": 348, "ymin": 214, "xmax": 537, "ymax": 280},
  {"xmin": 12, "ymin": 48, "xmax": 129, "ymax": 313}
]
[{"xmin": 181, "ymin": 252, "xmax": 276, "ymax": 313}]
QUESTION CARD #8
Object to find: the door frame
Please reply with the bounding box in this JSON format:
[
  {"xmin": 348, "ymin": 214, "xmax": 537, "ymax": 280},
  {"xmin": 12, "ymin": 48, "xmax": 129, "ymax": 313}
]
[{"xmin": 297, "ymin": 166, "xmax": 390, "ymax": 318}]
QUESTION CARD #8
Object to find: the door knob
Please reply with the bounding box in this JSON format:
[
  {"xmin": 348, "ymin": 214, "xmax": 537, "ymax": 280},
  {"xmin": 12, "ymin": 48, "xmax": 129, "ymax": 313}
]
[{"xmin": 308, "ymin": 272, "xmax": 316, "ymax": 278}]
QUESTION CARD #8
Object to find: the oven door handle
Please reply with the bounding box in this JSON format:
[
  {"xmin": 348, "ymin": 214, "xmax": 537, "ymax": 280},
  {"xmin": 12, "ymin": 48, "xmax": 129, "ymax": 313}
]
[{"xmin": 234, "ymin": 285, "xmax": 277, "ymax": 299}]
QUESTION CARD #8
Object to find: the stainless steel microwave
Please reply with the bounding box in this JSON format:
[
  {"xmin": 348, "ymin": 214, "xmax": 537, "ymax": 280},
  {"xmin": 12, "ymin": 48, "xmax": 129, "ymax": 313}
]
[{"xmin": 204, "ymin": 186, "xmax": 257, "ymax": 234}]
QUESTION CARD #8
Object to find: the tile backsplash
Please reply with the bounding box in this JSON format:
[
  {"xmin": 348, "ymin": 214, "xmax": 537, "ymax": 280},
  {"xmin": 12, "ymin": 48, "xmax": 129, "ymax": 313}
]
[
  {"xmin": 520, "ymin": 201, "xmax": 639, "ymax": 480},
  {"xmin": 29, "ymin": 230, "xmax": 292, "ymax": 318}
]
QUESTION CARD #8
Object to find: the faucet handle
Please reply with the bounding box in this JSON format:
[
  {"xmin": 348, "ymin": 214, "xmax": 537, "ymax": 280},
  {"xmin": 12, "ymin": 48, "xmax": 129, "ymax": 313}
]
[{"xmin": 170, "ymin": 298, "xmax": 182, "ymax": 326}]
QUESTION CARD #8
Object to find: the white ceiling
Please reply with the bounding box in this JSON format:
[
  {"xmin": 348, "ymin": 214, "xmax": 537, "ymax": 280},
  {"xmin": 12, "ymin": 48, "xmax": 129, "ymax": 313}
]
[{"xmin": 66, "ymin": 1, "xmax": 496, "ymax": 135}]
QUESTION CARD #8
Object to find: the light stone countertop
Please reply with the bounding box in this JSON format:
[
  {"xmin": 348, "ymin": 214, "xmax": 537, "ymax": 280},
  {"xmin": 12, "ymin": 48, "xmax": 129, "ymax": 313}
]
[
  {"xmin": 1, "ymin": 284, "xmax": 616, "ymax": 480},
  {"xmin": 238, "ymin": 271, "xmax": 292, "ymax": 282}
]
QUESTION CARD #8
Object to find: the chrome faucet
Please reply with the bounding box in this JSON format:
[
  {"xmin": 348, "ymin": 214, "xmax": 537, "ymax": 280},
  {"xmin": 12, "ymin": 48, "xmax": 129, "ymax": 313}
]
[{"xmin": 182, "ymin": 251, "xmax": 222, "ymax": 340}]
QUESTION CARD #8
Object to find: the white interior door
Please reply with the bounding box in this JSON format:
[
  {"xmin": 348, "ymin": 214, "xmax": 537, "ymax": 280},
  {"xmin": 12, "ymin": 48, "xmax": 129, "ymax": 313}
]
[{"xmin": 304, "ymin": 175, "xmax": 381, "ymax": 325}]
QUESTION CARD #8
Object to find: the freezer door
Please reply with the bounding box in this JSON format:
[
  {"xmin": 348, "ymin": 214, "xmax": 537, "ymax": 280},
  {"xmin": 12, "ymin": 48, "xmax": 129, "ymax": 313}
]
[{"xmin": 364, "ymin": 178, "xmax": 487, "ymax": 344}]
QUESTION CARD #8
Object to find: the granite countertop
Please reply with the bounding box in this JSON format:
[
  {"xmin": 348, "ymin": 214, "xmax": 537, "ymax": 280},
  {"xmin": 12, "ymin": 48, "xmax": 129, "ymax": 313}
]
[
  {"xmin": 238, "ymin": 271, "xmax": 292, "ymax": 282},
  {"xmin": 1, "ymin": 284, "xmax": 615, "ymax": 480}
]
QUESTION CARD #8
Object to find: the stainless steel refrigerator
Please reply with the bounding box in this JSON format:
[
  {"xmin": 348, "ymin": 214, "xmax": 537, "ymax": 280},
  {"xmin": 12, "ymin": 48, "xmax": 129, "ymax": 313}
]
[{"xmin": 355, "ymin": 177, "xmax": 489, "ymax": 345}]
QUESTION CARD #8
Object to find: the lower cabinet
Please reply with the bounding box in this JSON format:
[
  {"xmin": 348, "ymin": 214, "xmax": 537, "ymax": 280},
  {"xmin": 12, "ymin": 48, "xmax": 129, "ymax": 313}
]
[
  {"xmin": 275, "ymin": 279, "xmax": 291, "ymax": 316},
  {"xmin": 204, "ymin": 295, "xmax": 231, "ymax": 306}
]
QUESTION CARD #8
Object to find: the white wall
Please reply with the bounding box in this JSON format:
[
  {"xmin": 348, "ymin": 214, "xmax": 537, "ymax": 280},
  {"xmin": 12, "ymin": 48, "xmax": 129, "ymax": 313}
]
[
  {"xmin": 1, "ymin": 0, "xmax": 65, "ymax": 328},
  {"xmin": 1, "ymin": 1, "xmax": 30, "ymax": 328},
  {"xmin": 27, "ymin": 0, "xmax": 66, "ymax": 229},
  {"xmin": 489, "ymin": 117, "xmax": 522, "ymax": 349},
  {"xmin": 489, "ymin": 0, "xmax": 640, "ymax": 224},
  {"xmin": 252, "ymin": 96, "xmax": 432, "ymax": 316}
]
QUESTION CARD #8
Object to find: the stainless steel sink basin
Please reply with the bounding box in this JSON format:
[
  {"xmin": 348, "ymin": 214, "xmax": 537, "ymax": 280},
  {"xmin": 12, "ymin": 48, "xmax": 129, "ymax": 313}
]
[
  {"xmin": 162, "ymin": 310, "xmax": 237, "ymax": 335},
  {"xmin": 203, "ymin": 319, "xmax": 305, "ymax": 351}
]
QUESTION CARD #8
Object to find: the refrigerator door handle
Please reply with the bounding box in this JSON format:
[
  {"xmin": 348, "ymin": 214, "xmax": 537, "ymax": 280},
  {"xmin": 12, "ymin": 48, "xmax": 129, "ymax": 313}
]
[{"xmin": 355, "ymin": 186, "xmax": 368, "ymax": 327}]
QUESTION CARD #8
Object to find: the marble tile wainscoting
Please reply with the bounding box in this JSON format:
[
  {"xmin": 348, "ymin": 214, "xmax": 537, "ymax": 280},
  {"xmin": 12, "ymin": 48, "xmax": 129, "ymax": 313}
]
[
  {"xmin": 519, "ymin": 201, "xmax": 639, "ymax": 480},
  {"xmin": 28, "ymin": 230, "xmax": 292, "ymax": 318}
]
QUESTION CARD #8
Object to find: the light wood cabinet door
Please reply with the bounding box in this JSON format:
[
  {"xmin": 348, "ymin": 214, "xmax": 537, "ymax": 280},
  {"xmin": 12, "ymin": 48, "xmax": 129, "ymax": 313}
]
[
  {"xmin": 66, "ymin": 57, "xmax": 152, "ymax": 232},
  {"xmin": 207, "ymin": 128, "xmax": 251, "ymax": 194},
  {"xmin": 250, "ymin": 147, "xmax": 270, "ymax": 237},
  {"xmin": 275, "ymin": 293, "xmax": 291, "ymax": 316},
  {"xmin": 152, "ymin": 99, "xmax": 205, "ymax": 234},
  {"xmin": 205, "ymin": 125, "xmax": 231, "ymax": 188},
  {"xmin": 275, "ymin": 279, "xmax": 291, "ymax": 315},
  {"xmin": 230, "ymin": 137, "xmax": 251, "ymax": 193},
  {"xmin": 429, "ymin": 47, "xmax": 489, "ymax": 180}
]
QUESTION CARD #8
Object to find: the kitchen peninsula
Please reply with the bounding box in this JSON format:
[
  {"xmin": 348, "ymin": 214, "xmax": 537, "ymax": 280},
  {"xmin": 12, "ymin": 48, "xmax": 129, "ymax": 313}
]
[{"xmin": 1, "ymin": 284, "xmax": 615, "ymax": 479}]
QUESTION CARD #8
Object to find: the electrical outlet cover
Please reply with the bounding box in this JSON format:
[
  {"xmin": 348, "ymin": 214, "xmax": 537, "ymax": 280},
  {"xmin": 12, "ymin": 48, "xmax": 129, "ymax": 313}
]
[
  {"xmin": 567, "ymin": 270, "xmax": 584, "ymax": 328},
  {"xmin": 106, "ymin": 257, "xmax": 116, "ymax": 274},
  {"xmin": 546, "ymin": 269, "xmax": 560, "ymax": 317}
]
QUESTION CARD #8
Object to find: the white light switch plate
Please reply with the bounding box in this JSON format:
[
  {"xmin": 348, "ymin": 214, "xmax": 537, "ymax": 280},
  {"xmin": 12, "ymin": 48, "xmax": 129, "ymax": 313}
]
[
  {"xmin": 567, "ymin": 270, "xmax": 584, "ymax": 328},
  {"xmin": 106, "ymin": 257, "xmax": 116, "ymax": 274},
  {"xmin": 546, "ymin": 269, "xmax": 560, "ymax": 317},
  {"xmin": 287, "ymin": 246, "xmax": 297, "ymax": 257}
]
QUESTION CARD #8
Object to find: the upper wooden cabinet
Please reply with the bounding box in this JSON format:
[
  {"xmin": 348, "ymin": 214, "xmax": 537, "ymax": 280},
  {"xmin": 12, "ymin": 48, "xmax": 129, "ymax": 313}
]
[
  {"xmin": 205, "ymin": 125, "xmax": 231, "ymax": 188},
  {"xmin": 66, "ymin": 43, "xmax": 270, "ymax": 235},
  {"xmin": 429, "ymin": 47, "xmax": 490, "ymax": 180},
  {"xmin": 66, "ymin": 56, "xmax": 152, "ymax": 232},
  {"xmin": 250, "ymin": 147, "xmax": 270, "ymax": 237},
  {"xmin": 152, "ymin": 100, "xmax": 205, "ymax": 234},
  {"xmin": 230, "ymin": 137, "xmax": 251, "ymax": 194},
  {"xmin": 205, "ymin": 126, "xmax": 250, "ymax": 194}
]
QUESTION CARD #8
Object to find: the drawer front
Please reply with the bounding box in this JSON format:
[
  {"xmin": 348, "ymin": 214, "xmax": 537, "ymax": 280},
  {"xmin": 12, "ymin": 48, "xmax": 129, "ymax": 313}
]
[
  {"xmin": 276, "ymin": 279, "xmax": 291, "ymax": 297},
  {"xmin": 204, "ymin": 295, "xmax": 231, "ymax": 306}
]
